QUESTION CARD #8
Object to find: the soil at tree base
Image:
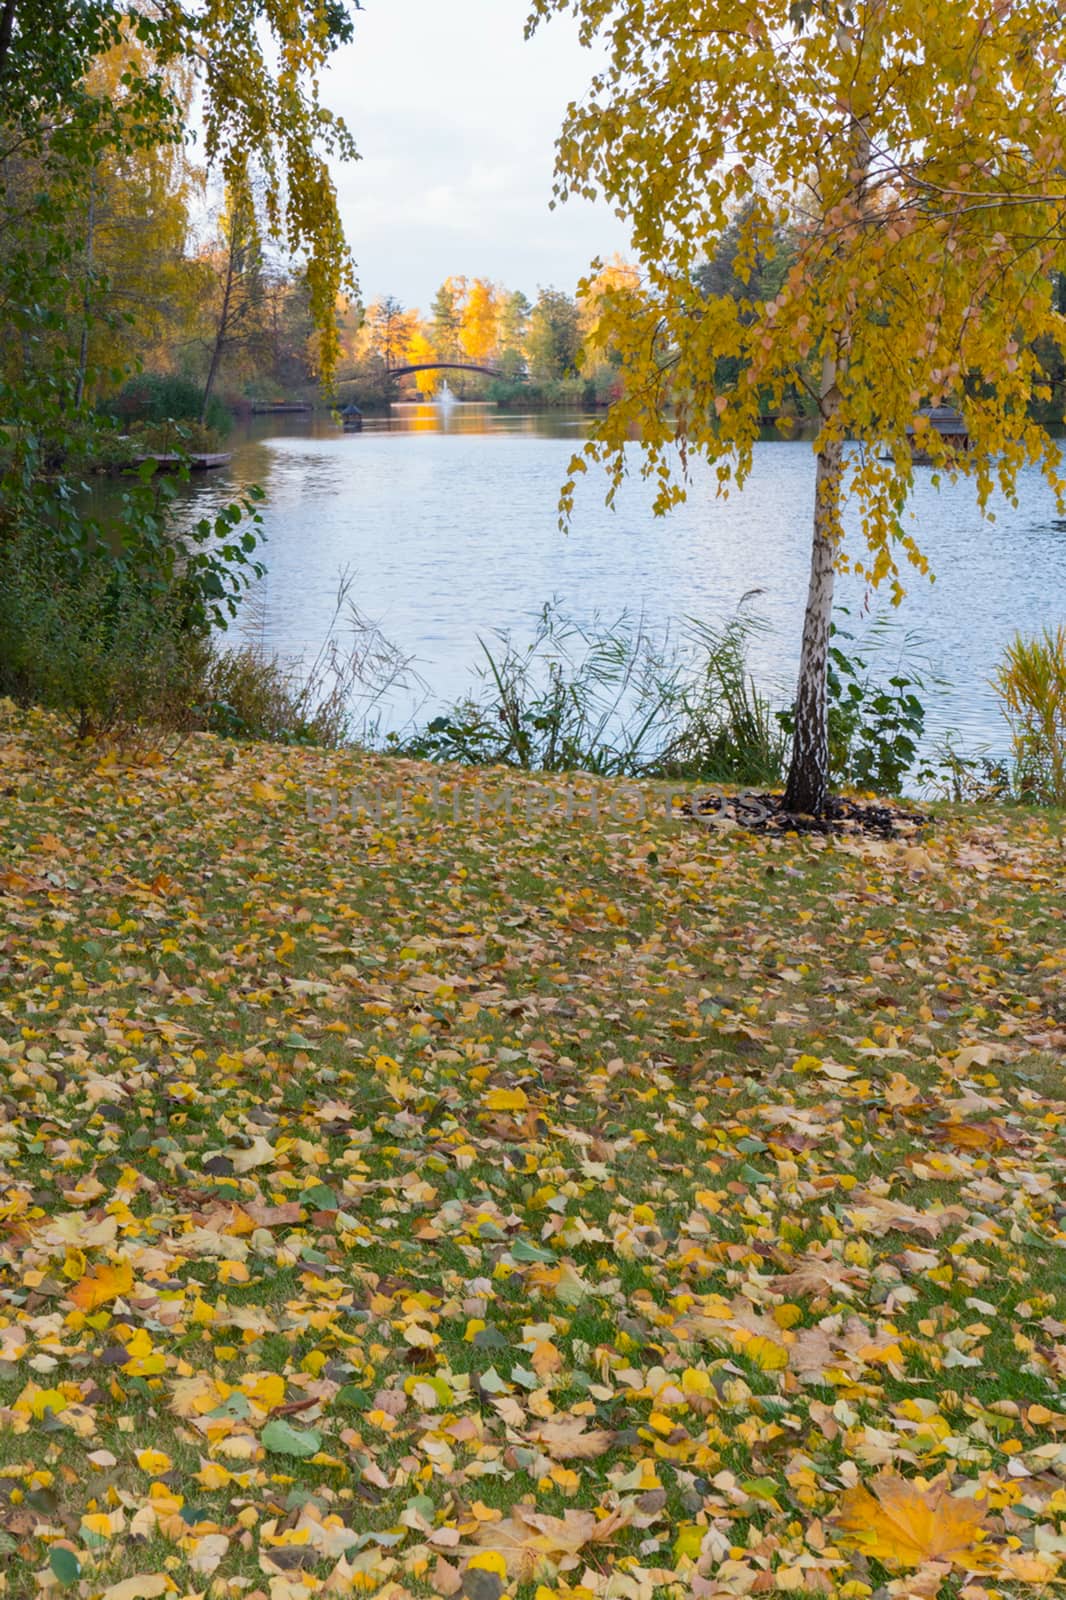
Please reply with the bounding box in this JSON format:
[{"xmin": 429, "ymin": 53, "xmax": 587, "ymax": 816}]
[{"xmin": 683, "ymin": 791, "xmax": 930, "ymax": 838}]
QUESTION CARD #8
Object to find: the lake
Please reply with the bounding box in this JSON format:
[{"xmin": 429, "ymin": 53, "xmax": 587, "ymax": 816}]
[{"xmin": 165, "ymin": 405, "xmax": 1066, "ymax": 765}]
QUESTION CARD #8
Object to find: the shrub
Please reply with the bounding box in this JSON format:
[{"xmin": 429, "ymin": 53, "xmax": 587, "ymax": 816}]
[
  {"xmin": 924, "ymin": 734, "xmax": 1011, "ymax": 805},
  {"xmin": 205, "ymin": 572, "xmax": 419, "ymax": 749},
  {"xmin": 0, "ymin": 535, "xmax": 203, "ymax": 740},
  {"xmin": 777, "ymin": 612, "xmax": 933, "ymax": 796},
  {"xmin": 992, "ymin": 627, "xmax": 1066, "ymax": 806},
  {"xmin": 99, "ymin": 373, "xmax": 232, "ymax": 437}
]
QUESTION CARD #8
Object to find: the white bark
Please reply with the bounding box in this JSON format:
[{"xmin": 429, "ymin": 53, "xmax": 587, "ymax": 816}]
[
  {"xmin": 784, "ymin": 358, "xmax": 843, "ymax": 815},
  {"xmin": 784, "ymin": 108, "xmax": 871, "ymax": 814}
]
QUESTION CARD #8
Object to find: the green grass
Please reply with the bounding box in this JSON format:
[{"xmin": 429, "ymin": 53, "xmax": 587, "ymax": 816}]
[{"xmin": 0, "ymin": 704, "xmax": 1063, "ymax": 1595}]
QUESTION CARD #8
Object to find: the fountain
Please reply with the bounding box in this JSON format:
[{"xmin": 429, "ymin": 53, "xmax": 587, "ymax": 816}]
[{"xmin": 436, "ymin": 379, "xmax": 457, "ymax": 415}]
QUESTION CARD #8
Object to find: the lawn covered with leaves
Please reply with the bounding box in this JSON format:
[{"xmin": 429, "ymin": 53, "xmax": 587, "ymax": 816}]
[{"xmin": 0, "ymin": 703, "xmax": 1064, "ymax": 1600}]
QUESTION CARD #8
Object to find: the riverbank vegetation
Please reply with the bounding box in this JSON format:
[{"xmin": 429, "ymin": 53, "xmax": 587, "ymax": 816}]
[
  {"xmin": 0, "ymin": 0, "xmax": 361, "ymax": 789},
  {"xmin": 394, "ymin": 601, "xmax": 1066, "ymax": 812}
]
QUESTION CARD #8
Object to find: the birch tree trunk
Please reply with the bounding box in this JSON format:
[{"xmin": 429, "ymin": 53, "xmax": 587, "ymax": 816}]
[
  {"xmin": 784, "ymin": 108, "xmax": 871, "ymax": 815},
  {"xmin": 783, "ymin": 358, "xmax": 843, "ymax": 815}
]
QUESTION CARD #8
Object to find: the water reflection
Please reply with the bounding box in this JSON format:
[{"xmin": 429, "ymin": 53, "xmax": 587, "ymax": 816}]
[{"xmin": 134, "ymin": 410, "xmax": 1066, "ymax": 759}]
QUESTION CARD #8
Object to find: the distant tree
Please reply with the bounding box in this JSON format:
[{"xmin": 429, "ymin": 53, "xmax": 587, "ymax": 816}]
[
  {"xmin": 578, "ymin": 256, "xmax": 639, "ymax": 359},
  {"xmin": 70, "ymin": 48, "xmax": 203, "ymax": 404},
  {"xmin": 693, "ymin": 202, "xmax": 795, "ymax": 312},
  {"xmin": 694, "ymin": 208, "xmax": 806, "ymax": 410},
  {"xmin": 498, "ymin": 289, "xmax": 531, "ymax": 366},
  {"xmin": 364, "ymin": 295, "xmax": 418, "ymax": 370},
  {"xmin": 526, "ymin": 287, "xmax": 582, "ymax": 380},
  {"xmin": 198, "ymin": 188, "xmax": 265, "ymax": 421},
  {"xmin": 406, "ymin": 328, "xmax": 440, "ymax": 397},
  {"xmin": 460, "ymin": 277, "xmax": 500, "ymax": 365},
  {"xmin": 260, "ymin": 264, "xmax": 316, "ymax": 389},
  {"xmin": 430, "ymin": 276, "xmax": 467, "ymax": 363}
]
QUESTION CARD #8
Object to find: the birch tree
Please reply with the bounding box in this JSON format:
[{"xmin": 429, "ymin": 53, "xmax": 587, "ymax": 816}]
[{"xmin": 528, "ymin": 0, "xmax": 1066, "ymax": 813}]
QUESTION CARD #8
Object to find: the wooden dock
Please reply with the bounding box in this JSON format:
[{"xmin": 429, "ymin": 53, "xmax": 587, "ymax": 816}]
[
  {"xmin": 250, "ymin": 402, "xmax": 312, "ymax": 414},
  {"xmin": 124, "ymin": 452, "xmax": 232, "ymax": 473}
]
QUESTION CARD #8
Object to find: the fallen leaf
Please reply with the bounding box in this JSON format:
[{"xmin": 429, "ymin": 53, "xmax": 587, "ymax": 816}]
[{"xmin": 835, "ymin": 1475, "xmax": 991, "ymax": 1569}]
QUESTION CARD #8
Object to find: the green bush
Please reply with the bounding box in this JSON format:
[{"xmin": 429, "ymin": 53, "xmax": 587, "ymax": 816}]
[
  {"xmin": 0, "ymin": 541, "xmax": 408, "ymax": 753},
  {"xmin": 125, "ymin": 418, "xmax": 229, "ymax": 456},
  {"xmin": 401, "ymin": 602, "xmax": 944, "ymax": 794},
  {"xmin": 777, "ymin": 613, "xmax": 933, "ymax": 796},
  {"xmin": 486, "ymin": 376, "xmax": 591, "ymax": 410},
  {"xmin": 658, "ymin": 612, "xmax": 788, "ymax": 785},
  {"xmin": 0, "ymin": 535, "xmax": 202, "ymax": 739},
  {"xmin": 0, "ymin": 545, "xmax": 345, "ymax": 747},
  {"xmin": 193, "ymin": 645, "xmax": 348, "ymax": 747},
  {"xmin": 99, "ymin": 373, "xmax": 232, "ymax": 437}
]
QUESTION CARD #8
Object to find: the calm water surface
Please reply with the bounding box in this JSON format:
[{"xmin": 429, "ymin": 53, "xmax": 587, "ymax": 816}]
[{"xmin": 168, "ymin": 406, "xmax": 1066, "ymax": 759}]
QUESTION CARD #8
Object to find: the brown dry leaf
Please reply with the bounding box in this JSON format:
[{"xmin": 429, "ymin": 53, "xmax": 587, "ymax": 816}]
[
  {"xmin": 373, "ymin": 1388, "xmax": 407, "ymax": 1417},
  {"xmin": 771, "ymin": 1254, "xmax": 863, "ymax": 1300},
  {"xmin": 935, "ymin": 1119, "xmax": 1012, "ymax": 1152},
  {"xmin": 531, "ymin": 1416, "xmax": 614, "ymax": 1459},
  {"xmin": 433, "ymin": 1557, "xmax": 463, "ymax": 1596},
  {"xmin": 835, "ymin": 1475, "xmax": 991, "ymax": 1569},
  {"xmin": 469, "ymin": 1505, "xmax": 630, "ymax": 1580},
  {"xmin": 844, "ymin": 1195, "xmax": 966, "ymax": 1237}
]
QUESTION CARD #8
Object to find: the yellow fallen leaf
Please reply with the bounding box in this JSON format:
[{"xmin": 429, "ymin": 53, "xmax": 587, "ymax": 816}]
[
  {"xmin": 548, "ymin": 1465, "xmax": 580, "ymax": 1494},
  {"xmin": 169, "ymin": 1374, "xmax": 225, "ymax": 1417},
  {"xmin": 229, "ymin": 1135, "xmax": 276, "ymax": 1173},
  {"xmin": 674, "ymin": 1525, "xmax": 704, "ymax": 1560},
  {"xmin": 485, "ymin": 1087, "xmax": 529, "ymax": 1112},
  {"xmin": 745, "ymin": 1335, "xmax": 790, "ymax": 1372},
  {"xmin": 468, "ymin": 1551, "xmax": 509, "ymax": 1579},
  {"xmin": 835, "ymin": 1475, "xmax": 991, "ymax": 1569},
  {"xmin": 82, "ymin": 1511, "xmax": 118, "ymax": 1539},
  {"xmin": 135, "ymin": 1449, "xmax": 173, "ymax": 1476},
  {"xmin": 29, "ymin": 1387, "xmax": 69, "ymax": 1419},
  {"xmin": 241, "ymin": 1371, "xmax": 286, "ymax": 1410},
  {"xmin": 101, "ymin": 1577, "xmax": 173, "ymax": 1600}
]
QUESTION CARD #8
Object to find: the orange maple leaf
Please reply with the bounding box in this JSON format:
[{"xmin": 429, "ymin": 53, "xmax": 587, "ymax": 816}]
[
  {"xmin": 835, "ymin": 1475, "xmax": 991, "ymax": 1569},
  {"xmin": 69, "ymin": 1260, "xmax": 133, "ymax": 1312}
]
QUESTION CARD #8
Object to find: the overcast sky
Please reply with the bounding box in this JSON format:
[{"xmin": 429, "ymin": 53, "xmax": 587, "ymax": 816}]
[{"xmin": 321, "ymin": 0, "xmax": 632, "ymax": 311}]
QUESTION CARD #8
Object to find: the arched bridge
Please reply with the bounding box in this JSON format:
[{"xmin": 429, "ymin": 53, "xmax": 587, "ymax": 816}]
[{"xmin": 335, "ymin": 360, "xmax": 516, "ymax": 384}]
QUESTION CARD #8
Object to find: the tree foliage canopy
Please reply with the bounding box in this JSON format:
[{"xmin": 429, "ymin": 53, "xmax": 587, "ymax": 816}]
[
  {"xmin": 1, "ymin": 0, "xmax": 357, "ymax": 377},
  {"xmin": 528, "ymin": 0, "xmax": 1066, "ymax": 594}
]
